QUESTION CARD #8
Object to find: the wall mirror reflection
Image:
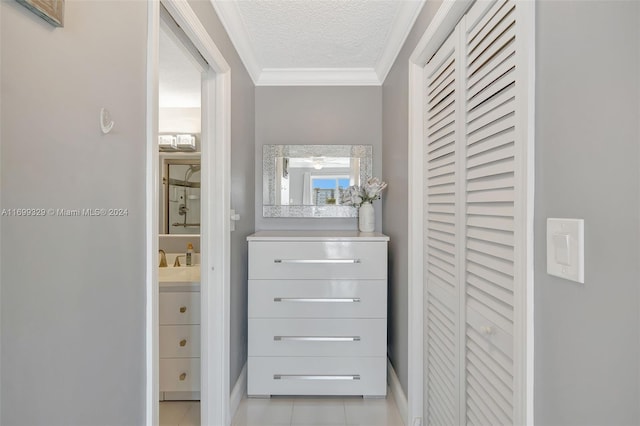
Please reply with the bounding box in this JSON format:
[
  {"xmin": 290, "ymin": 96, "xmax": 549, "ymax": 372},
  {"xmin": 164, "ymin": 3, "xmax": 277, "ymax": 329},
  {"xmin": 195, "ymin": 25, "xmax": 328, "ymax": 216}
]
[
  {"xmin": 161, "ymin": 157, "xmax": 201, "ymax": 234},
  {"xmin": 263, "ymin": 144, "xmax": 372, "ymax": 218}
]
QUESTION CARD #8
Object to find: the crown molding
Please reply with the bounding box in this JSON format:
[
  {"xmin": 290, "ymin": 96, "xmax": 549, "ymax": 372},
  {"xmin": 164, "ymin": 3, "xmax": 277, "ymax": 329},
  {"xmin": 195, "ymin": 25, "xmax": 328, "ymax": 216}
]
[
  {"xmin": 375, "ymin": 0, "xmax": 426, "ymax": 83},
  {"xmin": 211, "ymin": 0, "xmax": 425, "ymax": 86},
  {"xmin": 210, "ymin": 0, "xmax": 260, "ymax": 83},
  {"xmin": 256, "ymin": 68, "xmax": 382, "ymax": 86}
]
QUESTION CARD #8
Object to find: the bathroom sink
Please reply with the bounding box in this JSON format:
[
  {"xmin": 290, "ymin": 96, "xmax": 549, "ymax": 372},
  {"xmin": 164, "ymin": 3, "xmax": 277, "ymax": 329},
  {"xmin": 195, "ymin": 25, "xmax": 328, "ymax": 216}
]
[{"xmin": 158, "ymin": 265, "xmax": 200, "ymax": 282}]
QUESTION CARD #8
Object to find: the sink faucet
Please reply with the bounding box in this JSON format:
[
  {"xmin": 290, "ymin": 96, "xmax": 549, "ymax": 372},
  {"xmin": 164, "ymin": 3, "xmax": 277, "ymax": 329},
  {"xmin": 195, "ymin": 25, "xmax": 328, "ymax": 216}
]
[
  {"xmin": 174, "ymin": 255, "xmax": 185, "ymax": 267},
  {"xmin": 158, "ymin": 249, "xmax": 168, "ymax": 268}
]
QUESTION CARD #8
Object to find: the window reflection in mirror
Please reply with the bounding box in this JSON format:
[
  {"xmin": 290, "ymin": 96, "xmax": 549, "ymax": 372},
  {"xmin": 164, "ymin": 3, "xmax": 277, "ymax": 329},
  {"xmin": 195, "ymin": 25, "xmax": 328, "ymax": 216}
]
[
  {"xmin": 275, "ymin": 156, "xmax": 357, "ymax": 206},
  {"xmin": 161, "ymin": 158, "xmax": 201, "ymax": 234}
]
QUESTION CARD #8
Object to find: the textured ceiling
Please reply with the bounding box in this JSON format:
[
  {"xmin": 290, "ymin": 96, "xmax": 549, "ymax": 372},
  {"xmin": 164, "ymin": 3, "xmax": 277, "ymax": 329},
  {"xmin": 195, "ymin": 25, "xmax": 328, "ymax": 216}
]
[
  {"xmin": 212, "ymin": 0, "xmax": 425, "ymax": 85},
  {"xmin": 237, "ymin": 1, "xmax": 399, "ymax": 69}
]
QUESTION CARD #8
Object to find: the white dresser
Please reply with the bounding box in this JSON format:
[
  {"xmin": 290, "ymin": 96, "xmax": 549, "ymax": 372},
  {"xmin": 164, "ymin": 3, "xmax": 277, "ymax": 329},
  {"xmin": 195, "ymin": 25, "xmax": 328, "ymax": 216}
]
[
  {"xmin": 247, "ymin": 231, "xmax": 389, "ymax": 397},
  {"xmin": 159, "ymin": 281, "xmax": 200, "ymax": 400}
]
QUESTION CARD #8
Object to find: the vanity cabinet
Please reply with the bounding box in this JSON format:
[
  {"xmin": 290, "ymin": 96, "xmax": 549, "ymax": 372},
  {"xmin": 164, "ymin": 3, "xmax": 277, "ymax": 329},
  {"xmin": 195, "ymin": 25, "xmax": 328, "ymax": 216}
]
[
  {"xmin": 159, "ymin": 285, "xmax": 200, "ymax": 400},
  {"xmin": 247, "ymin": 231, "xmax": 389, "ymax": 397}
]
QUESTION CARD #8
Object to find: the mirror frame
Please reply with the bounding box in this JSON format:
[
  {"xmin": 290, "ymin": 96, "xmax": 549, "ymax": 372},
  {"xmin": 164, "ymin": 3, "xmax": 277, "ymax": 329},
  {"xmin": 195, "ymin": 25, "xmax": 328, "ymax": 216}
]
[{"xmin": 263, "ymin": 144, "xmax": 372, "ymax": 218}]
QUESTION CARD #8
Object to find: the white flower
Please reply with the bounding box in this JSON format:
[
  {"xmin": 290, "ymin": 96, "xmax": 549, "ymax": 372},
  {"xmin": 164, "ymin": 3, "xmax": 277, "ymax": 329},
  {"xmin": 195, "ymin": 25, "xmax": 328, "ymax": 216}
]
[{"xmin": 341, "ymin": 177, "xmax": 388, "ymax": 207}]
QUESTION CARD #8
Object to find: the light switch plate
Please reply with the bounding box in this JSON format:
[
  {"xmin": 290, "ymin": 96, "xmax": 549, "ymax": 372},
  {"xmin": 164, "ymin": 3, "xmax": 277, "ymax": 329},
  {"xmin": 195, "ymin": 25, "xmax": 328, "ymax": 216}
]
[{"xmin": 547, "ymin": 218, "xmax": 584, "ymax": 283}]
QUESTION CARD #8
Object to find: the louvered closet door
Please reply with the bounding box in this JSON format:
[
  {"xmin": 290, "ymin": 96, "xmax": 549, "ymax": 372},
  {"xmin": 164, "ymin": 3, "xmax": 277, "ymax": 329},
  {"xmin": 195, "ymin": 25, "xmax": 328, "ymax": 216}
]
[
  {"xmin": 423, "ymin": 0, "xmax": 528, "ymax": 424},
  {"xmin": 423, "ymin": 28, "xmax": 462, "ymax": 426},
  {"xmin": 464, "ymin": 0, "xmax": 518, "ymax": 424}
]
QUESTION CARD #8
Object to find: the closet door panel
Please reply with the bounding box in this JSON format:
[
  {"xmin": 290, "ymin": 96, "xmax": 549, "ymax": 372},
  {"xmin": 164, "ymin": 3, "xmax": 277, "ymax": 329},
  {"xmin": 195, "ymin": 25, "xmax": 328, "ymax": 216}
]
[
  {"xmin": 464, "ymin": 0, "xmax": 518, "ymax": 423},
  {"xmin": 423, "ymin": 28, "xmax": 462, "ymax": 426}
]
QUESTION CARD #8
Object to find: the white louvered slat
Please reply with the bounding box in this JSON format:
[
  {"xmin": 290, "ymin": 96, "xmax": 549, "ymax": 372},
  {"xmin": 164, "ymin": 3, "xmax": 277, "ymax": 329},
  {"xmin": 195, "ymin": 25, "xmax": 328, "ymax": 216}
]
[{"xmin": 467, "ymin": 0, "xmax": 507, "ymax": 47}]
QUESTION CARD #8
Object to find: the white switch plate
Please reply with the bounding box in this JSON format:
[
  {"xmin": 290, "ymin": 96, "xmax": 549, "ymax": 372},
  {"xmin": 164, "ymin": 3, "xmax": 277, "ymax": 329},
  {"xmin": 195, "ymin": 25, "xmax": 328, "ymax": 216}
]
[{"xmin": 547, "ymin": 218, "xmax": 584, "ymax": 283}]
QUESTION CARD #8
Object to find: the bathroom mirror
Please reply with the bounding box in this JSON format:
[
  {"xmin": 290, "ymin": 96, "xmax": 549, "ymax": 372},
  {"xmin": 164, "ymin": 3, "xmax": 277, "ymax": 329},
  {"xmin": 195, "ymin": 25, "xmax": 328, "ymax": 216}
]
[
  {"xmin": 263, "ymin": 144, "xmax": 372, "ymax": 218},
  {"xmin": 161, "ymin": 156, "xmax": 201, "ymax": 234}
]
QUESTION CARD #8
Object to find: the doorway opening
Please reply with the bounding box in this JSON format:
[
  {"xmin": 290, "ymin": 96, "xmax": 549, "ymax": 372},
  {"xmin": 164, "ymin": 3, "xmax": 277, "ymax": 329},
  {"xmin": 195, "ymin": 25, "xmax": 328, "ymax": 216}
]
[{"xmin": 146, "ymin": 1, "xmax": 231, "ymax": 425}]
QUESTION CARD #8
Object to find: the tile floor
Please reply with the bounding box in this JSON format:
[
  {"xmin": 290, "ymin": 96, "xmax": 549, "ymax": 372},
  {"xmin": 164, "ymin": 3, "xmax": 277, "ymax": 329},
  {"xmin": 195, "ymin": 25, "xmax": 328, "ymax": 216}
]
[
  {"xmin": 160, "ymin": 401, "xmax": 200, "ymax": 426},
  {"xmin": 160, "ymin": 391, "xmax": 405, "ymax": 426}
]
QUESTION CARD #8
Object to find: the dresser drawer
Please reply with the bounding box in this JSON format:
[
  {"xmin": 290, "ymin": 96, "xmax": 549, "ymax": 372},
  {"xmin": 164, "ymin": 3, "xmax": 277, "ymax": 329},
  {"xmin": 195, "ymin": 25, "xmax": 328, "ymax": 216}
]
[
  {"xmin": 248, "ymin": 356, "xmax": 386, "ymax": 397},
  {"xmin": 249, "ymin": 279, "xmax": 386, "ymax": 318},
  {"xmin": 160, "ymin": 325, "xmax": 200, "ymax": 358},
  {"xmin": 249, "ymin": 318, "xmax": 385, "ymax": 357},
  {"xmin": 248, "ymin": 241, "xmax": 387, "ymax": 280},
  {"xmin": 160, "ymin": 358, "xmax": 200, "ymax": 392},
  {"xmin": 159, "ymin": 292, "xmax": 200, "ymax": 325}
]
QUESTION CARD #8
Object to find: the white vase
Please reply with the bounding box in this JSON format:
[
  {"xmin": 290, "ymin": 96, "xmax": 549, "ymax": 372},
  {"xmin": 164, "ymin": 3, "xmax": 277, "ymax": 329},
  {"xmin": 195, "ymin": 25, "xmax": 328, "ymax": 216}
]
[{"xmin": 358, "ymin": 202, "xmax": 375, "ymax": 232}]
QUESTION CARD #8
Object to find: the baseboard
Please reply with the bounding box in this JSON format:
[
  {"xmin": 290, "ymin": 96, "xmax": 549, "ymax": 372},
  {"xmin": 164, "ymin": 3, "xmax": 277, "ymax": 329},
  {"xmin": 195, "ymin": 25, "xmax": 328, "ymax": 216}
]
[
  {"xmin": 230, "ymin": 362, "xmax": 247, "ymax": 420},
  {"xmin": 388, "ymin": 358, "xmax": 408, "ymax": 426}
]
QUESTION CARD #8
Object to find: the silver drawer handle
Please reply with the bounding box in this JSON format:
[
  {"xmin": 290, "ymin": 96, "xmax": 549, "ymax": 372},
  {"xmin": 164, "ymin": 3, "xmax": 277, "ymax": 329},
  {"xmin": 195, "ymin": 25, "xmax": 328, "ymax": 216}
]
[
  {"xmin": 273, "ymin": 336, "xmax": 361, "ymax": 342},
  {"xmin": 274, "ymin": 259, "xmax": 361, "ymax": 264},
  {"xmin": 273, "ymin": 374, "xmax": 360, "ymax": 381},
  {"xmin": 273, "ymin": 297, "xmax": 360, "ymax": 303}
]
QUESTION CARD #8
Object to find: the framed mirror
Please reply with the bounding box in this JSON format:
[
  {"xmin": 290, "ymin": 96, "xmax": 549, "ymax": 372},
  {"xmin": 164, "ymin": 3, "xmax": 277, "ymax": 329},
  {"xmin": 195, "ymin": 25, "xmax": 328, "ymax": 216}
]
[
  {"xmin": 263, "ymin": 144, "xmax": 372, "ymax": 218},
  {"xmin": 160, "ymin": 155, "xmax": 201, "ymax": 234}
]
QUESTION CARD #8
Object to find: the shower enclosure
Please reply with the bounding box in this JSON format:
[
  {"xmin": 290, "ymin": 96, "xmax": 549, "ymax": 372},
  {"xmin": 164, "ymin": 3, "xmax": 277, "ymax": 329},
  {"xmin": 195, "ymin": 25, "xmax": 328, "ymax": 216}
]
[{"xmin": 162, "ymin": 159, "xmax": 201, "ymax": 234}]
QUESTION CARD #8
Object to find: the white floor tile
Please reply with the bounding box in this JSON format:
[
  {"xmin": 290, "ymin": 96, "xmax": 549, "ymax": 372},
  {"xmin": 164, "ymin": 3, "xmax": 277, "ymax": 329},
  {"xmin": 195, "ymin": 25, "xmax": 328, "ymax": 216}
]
[
  {"xmin": 291, "ymin": 398, "xmax": 346, "ymax": 426},
  {"xmin": 160, "ymin": 401, "xmax": 194, "ymax": 426},
  {"xmin": 233, "ymin": 397, "xmax": 294, "ymax": 426},
  {"xmin": 344, "ymin": 397, "xmax": 404, "ymax": 426},
  {"xmin": 179, "ymin": 402, "xmax": 201, "ymax": 426}
]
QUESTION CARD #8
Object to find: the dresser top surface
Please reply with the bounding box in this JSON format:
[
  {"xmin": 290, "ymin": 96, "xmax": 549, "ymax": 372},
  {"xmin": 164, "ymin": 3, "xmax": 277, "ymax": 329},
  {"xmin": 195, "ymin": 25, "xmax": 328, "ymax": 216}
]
[{"xmin": 247, "ymin": 230, "xmax": 389, "ymax": 242}]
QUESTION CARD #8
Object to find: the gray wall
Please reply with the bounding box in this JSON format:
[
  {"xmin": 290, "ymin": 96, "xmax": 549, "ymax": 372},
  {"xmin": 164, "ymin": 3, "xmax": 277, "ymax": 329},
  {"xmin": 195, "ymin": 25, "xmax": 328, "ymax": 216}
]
[
  {"xmin": 381, "ymin": 1, "xmax": 442, "ymax": 395},
  {"xmin": 188, "ymin": 0, "xmax": 256, "ymax": 390},
  {"xmin": 255, "ymin": 86, "xmax": 382, "ymax": 231},
  {"xmin": 534, "ymin": 1, "xmax": 640, "ymax": 424},
  {"xmin": 1, "ymin": 1, "xmax": 255, "ymax": 424},
  {"xmin": 1, "ymin": 1, "xmax": 147, "ymax": 424}
]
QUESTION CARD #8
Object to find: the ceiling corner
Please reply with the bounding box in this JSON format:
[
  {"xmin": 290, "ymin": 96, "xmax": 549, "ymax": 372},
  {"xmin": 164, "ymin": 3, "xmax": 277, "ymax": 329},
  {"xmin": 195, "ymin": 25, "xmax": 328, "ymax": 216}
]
[
  {"xmin": 210, "ymin": 0, "xmax": 261, "ymax": 84},
  {"xmin": 375, "ymin": 0, "xmax": 426, "ymax": 84}
]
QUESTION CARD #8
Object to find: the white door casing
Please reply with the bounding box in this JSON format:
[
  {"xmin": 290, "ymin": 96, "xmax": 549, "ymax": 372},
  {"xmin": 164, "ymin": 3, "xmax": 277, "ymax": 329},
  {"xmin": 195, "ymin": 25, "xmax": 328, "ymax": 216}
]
[{"xmin": 146, "ymin": 1, "xmax": 232, "ymax": 425}]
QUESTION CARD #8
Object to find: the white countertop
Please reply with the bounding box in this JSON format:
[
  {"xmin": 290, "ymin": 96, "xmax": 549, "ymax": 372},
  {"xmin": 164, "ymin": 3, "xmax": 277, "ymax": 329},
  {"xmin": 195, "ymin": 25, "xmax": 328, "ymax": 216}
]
[
  {"xmin": 247, "ymin": 230, "xmax": 389, "ymax": 242},
  {"xmin": 158, "ymin": 265, "xmax": 200, "ymax": 292}
]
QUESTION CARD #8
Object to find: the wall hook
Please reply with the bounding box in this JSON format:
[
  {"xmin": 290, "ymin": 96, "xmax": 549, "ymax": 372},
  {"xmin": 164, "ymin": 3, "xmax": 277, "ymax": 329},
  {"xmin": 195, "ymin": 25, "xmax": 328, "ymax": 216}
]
[{"xmin": 100, "ymin": 108, "xmax": 114, "ymax": 134}]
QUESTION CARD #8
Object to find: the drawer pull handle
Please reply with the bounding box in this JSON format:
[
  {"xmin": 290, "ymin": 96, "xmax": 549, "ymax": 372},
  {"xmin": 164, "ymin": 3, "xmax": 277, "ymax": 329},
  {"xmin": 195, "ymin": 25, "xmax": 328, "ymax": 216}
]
[
  {"xmin": 274, "ymin": 336, "xmax": 361, "ymax": 342},
  {"xmin": 273, "ymin": 297, "xmax": 360, "ymax": 303},
  {"xmin": 179, "ymin": 373, "xmax": 187, "ymax": 381},
  {"xmin": 273, "ymin": 374, "xmax": 360, "ymax": 381},
  {"xmin": 179, "ymin": 339, "xmax": 187, "ymax": 347},
  {"xmin": 274, "ymin": 259, "xmax": 361, "ymax": 264},
  {"xmin": 481, "ymin": 326, "xmax": 495, "ymax": 336},
  {"xmin": 179, "ymin": 306, "xmax": 187, "ymax": 313}
]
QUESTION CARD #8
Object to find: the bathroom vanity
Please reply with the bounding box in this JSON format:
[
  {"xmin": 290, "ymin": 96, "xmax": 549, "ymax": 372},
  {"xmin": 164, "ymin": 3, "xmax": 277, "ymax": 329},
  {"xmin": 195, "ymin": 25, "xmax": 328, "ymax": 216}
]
[
  {"xmin": 159, "ymin": 265, "xmax": 201, "ymax": 401},
  {"xmin": 247, "ymin": 231, "xmax": 389, "ymax": 397}
]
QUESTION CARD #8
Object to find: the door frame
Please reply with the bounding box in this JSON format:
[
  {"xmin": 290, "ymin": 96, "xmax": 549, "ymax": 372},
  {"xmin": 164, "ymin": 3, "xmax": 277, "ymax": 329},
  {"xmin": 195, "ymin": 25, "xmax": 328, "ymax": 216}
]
[
  {"xmin": 407, "ymin": 1, "xmax": 535, "ymax": 424},
  {"xmin": 146, "ymin": 1, "xmax": 231, "ymax": 425}
]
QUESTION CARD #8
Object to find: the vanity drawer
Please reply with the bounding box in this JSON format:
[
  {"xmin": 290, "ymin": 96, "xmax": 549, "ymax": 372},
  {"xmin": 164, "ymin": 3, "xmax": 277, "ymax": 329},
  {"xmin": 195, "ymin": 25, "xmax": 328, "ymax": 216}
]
[
  {"xmin": 249, "ymin": 318, "xmax": 385, "ymax": 357},
  {"xmin": 160, "ymin": 325, "xmax": 200, "ymax": 358},
  {"xmin": 247, "ymin": 356, "xmax": 386, "ymax": 397},
  {"xmin": 249, "ymin": 280, "xmax": 386, "ymax": 318},
  {"xmin": 248, "ymin": 241, "xmax": 387, "ymax": 280},
  {"xmin": 160, "ymin": 358, "xmax": 200, "ymax": 392},
  {"xmin": 159, "ymin": 292, "xmax": 200, "ymax": 325}
]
